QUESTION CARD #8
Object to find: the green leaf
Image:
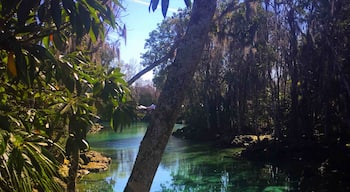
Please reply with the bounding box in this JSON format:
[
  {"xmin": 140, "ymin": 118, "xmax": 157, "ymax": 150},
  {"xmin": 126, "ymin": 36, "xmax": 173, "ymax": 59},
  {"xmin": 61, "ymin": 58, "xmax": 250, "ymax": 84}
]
[
  {"xmin": 86, "ymin": 0, "xmax": 106, "ymax": 15},
  {"xmin": 38, "ymin": 2, "xmax": 48, "ymax": 23},
  {"xmin": 81, "ymin": 0, "xmax": 100, "ymax": 21},
  {"xmin": 89, "ymin": 27, "xmax": 97, "ymax": 43},
  {"xmin": 1, "ymin": 0, "xmax": 20, "ymax": 16},
  {"xmin": 17, "ymin": 1, "xmax": 32, "ymax": 25},
  {"xmin": 42, "ymin": 36, "xmax": 50, "ymax": 48},
  {"xmin": 24, "ymin": 44, "xmax": 57, "ymax": 67},
  {"xmin": 70, "ymin": 12, "xmax": 78, "ymax": 36},
  {"xmin": 75, "ymin": 16, "xmax": 84, "ymax": 41},
  {"xmin": 111, "ymin": 0, "xmax": 124, "ymax": 9},
  {"xmin": 62, "ymin": 0, "xmax": 78, "ymax": 34},
  {"xmin": 161, "ymin": 0, "xmax": 169, "ymax": 17},
  {"xmin": 62, "ymin": 0, "xmax": 75, "ymax": 15},
  {"xmin": 13, "ymin": 45, "xmax": 28, "ymax": 82},
  {"xmin": 60, "ymin": 103, "xmax": 72, "ymax": 115},
  {"xmin": 18, "ymin": 0, "xmax": 40, "ymax": 24},
  {"xmin": 93, "ymin": 81, "xmax": 104, "ymax": 95},
  {"xmin": 10, "ymin": 134, "xmax": 24, "ymax": 149},
  {"xmin": 91, "ymin": 20, "xmax": 100, "ymax": 39},
  {"xmin": 27, "ymin": 55, "xmax": 36, "ymax": 86},
  {"xmin": 106, "ymin": 6, "xmax": 116, "ymax": 28},
  {"xmin": 78, "ymin": 3, "xmax": 91, "ymax": 31},
  {"xmin": 150, "ymin": 0, "xmax": 159, "ymax": 12},
  {"xmin": 8, "ymin": 147, "xmax": 24, "ymax": 174},
  {"xmin": 122, "ymin": 24, "xmax": 127, "ymax": 45},
  {"xmin": 25, "ymin": 145, "xmax": 44, "ymax": 174},
  {"xmin": 0, "ymin": 115, "xmax": 10, "ymax": 131},
  {"xmin": 0, "ymin": 130, "xmax": 7, "ymax": 155},
  {"xmin": 53, "ymin": 32, "xmax": 65, "ymax": 50},
  {"xmin": 51, "ymin": 0, "xmax": 62, "ymax": 29}
]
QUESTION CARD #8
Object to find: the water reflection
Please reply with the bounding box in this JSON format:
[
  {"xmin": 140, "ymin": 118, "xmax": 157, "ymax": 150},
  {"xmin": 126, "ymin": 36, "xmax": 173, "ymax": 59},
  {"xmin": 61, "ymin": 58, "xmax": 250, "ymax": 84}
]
[
  {"xmin": 78, "ymin": 123, "xmax": 293, "ymax": 192},
  {"xmin": 160, "ymin": 148, "xmax": 292, "ymax": 192}
]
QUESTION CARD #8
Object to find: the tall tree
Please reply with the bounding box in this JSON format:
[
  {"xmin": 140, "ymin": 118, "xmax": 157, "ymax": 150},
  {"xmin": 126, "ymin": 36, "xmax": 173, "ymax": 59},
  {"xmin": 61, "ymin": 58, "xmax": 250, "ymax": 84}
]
[{"xmin": 124, "ymin": 0, "xmax": 217, "ymax": 191}]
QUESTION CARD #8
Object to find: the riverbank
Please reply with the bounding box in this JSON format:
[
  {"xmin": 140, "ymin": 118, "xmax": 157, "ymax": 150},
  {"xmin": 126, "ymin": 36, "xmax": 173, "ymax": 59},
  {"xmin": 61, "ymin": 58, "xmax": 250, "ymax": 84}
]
[{"xmin": 172, "ymin": 127, "xmax": 350, "ymax": 191}]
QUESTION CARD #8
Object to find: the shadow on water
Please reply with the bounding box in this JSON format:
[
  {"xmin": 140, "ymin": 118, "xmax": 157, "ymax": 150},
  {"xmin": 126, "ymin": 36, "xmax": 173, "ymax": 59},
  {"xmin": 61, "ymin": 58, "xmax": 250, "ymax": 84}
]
[{"xmin": 77, "ymin": 123, "xmax": 294, "ymax": 192}]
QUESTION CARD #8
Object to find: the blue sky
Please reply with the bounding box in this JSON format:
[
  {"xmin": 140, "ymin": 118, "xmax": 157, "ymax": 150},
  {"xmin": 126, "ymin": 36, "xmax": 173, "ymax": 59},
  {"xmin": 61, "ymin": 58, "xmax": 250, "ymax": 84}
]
[{"xmin": 117, "ymin": 0, "xmax": 186, "ymax": 80}]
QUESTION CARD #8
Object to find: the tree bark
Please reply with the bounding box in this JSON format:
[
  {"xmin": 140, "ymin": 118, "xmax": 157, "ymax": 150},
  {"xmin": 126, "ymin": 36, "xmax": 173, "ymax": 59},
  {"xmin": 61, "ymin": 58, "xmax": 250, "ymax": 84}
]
[
  {"xmin": 67, "ymin": 145, "xmax": 79, "ymax": 192},
  {"xmin": 124, "ymin": 0, "xmax": 217, "ymax": 191}
]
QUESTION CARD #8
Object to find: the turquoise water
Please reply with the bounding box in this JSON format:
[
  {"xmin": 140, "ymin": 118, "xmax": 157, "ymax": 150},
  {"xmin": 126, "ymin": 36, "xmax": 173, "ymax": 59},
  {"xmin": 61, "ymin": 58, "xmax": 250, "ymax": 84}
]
[{"xmin": 77, "ymin": 123, "xmax": 293, "ymax": 192}]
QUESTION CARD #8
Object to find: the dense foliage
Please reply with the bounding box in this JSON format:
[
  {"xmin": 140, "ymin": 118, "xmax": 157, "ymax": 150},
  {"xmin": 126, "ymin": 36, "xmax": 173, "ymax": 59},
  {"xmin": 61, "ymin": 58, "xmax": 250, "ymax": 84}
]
[
  {"xmin": 0, "ymin": 0, "xmax": 134, "ymax": 191},
  {"xmin": 142, "ymin": 0, "xmax": 350, "ymax": 144}
]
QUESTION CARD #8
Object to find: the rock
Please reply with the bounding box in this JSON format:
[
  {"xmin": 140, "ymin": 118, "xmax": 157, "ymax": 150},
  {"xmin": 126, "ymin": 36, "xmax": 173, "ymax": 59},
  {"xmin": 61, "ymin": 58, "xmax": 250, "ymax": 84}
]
[
  {"xmin": 80, "ymin": 162, "xmax": 109, "ymax": 173},
  {"xmin": 58, "ymin": 159, "xmax": 70, "ymax": 178},
  {"xmin": 80, "ymin": 151, "xmax": 112, "ymax": 173},
  {"xmin": 88, "ymin": 123, "xmax": 104, "ymax": 134},
  {"xmin": 59, "ymin": 150, "xmax": 111, "ymax": 180}
]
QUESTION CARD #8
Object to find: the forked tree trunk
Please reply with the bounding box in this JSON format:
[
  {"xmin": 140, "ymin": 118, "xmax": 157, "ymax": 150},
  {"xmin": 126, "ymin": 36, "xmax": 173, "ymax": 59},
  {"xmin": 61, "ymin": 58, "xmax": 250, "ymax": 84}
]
[{"xmin": 124, "ymin": 0, "xmax": 217, "ymax": 191}]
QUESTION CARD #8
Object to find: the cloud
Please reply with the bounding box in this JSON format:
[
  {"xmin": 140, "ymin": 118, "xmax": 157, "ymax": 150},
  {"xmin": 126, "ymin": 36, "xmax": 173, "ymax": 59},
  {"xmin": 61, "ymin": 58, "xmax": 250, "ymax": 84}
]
[
  {"xmin": 132, "ymin": 0, "xmax": 148, "ymax": 6},
  {"xmin": 131, "ymin": 0, "xmax": 178, "ymax": 13}
]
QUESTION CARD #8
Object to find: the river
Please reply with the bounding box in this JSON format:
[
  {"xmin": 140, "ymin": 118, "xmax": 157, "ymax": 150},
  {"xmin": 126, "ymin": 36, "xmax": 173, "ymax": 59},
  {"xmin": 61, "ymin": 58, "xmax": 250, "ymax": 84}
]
[{"xmin": 77, "ymin": 123, "xmax": 294, "ymax": 192}]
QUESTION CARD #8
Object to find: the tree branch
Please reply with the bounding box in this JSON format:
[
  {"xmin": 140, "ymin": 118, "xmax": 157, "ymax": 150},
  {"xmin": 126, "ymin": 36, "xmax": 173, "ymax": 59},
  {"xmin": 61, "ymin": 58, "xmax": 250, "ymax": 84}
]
[{"xmin": 127, "ymin": 40, "xmax": 180, "ymax": 85}]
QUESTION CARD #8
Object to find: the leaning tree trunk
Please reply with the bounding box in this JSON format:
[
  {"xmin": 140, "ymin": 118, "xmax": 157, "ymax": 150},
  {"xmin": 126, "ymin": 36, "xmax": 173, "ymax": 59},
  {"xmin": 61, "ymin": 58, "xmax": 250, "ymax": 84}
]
[{"xmin": 124, "ymin": 0, "xmax": 217, "ymax": 191}]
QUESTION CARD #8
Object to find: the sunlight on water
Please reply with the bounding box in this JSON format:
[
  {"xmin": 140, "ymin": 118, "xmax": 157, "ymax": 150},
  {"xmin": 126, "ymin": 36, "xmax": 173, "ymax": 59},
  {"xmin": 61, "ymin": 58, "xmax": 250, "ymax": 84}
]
[{"xmin": 77, "ymin": 123, "xmax": 293, "ymax": 192}]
